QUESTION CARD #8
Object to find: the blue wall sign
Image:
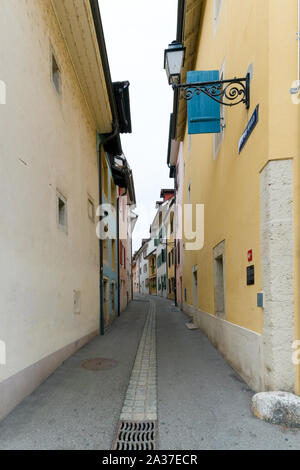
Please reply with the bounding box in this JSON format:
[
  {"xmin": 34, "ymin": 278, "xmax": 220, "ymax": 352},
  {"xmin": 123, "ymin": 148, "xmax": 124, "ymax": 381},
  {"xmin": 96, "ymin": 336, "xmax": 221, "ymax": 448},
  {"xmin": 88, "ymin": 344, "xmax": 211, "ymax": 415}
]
[{"xmin": 238, "ymin": 105, "xmax": 259, "ymax": 154}]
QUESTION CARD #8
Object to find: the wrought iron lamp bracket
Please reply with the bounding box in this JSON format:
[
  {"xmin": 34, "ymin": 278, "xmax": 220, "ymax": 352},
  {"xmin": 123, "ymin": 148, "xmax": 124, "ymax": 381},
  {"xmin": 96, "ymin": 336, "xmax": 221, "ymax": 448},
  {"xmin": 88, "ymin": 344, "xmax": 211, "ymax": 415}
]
[{"xmin": 173, "ymin": 73, "xmax": 250, "ymax": 109}]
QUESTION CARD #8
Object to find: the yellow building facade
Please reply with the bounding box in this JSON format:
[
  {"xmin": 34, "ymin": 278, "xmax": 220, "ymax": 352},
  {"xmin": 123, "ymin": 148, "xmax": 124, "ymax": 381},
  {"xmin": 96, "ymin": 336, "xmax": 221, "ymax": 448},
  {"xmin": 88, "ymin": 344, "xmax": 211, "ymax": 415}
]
[{"xmin": 174, "ymin": 0, "xmax": 300, "ymax": 394}]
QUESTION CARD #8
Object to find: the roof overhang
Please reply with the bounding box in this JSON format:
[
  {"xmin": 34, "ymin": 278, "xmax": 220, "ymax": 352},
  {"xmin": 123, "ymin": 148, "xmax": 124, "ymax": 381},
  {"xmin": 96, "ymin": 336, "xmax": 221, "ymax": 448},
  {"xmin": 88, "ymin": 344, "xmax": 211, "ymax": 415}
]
[
  {"xmin": 108, "ymin": 156, "xmax": 136, "ymax": 205},
  {"xmin": 51, "ymin": 0, "xmax": 113, "ymax": 133},
  {"xmin": 145, "ymin": 249, "xmax": 156, "ymax": 259},
  {"xmin": 160, "ymin": 189, "xmax": 175, "ymax": 201},
  {"xmin": 175, "ymin": 0, "xmax": 204, "ymax": 141},
  {"xmin": 169, "ymin": 139, "xmax": 180, "ymax": 166}
]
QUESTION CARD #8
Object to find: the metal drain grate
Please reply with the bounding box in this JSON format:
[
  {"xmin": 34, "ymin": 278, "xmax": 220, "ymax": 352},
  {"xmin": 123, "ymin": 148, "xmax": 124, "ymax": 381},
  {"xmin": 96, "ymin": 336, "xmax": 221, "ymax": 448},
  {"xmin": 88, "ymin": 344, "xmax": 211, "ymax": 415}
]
[{"xmin": 112, "ymin": 421, "xmax": 158, "ymax": 450}]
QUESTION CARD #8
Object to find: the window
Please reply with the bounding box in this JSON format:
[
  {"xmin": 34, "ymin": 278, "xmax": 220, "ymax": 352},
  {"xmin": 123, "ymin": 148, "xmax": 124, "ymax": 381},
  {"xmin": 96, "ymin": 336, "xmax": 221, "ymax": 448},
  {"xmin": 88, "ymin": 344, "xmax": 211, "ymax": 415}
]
[
  {"xmin": 57, "ymin": 192, "xmax": 67, "ymax": 232},
  {"xmin": 111, "ymin": 178, "xmax": 116, "ymax": 206},
  {"xmin": 88, "ymin": 197, "xmax": 95, "ymax": 222},
  {"xmin": 103, "ymin": 238, "xmax": 109, "ymax": 266},
  {"xmin": 112, "ymin": 240, "xmax": 116, "ymax": 271},
  {"xmin": 170, "ymin": 214, "xmax": 174, "ymax": 234},
  {"xmin": 214, "ymin": 241, "xmax": 226, "ymax": 319},
  {"xmin": 111, "ymin": 282, "xmax": 115, "ymax": 313},
  {"xmin": 188, "ymin": 183, "xmax": 191, "ymax": 203},
  {"xmin": 214, "ymin": 0, "xmax": 223, "ymax": 34},
  {"xmin": 169, "ymin": 249, "xmax": 174, "ymax": 266},
  {"xmin": 119, "ymin": 241, "xmax": 123, "ymax": 266},
  {"xmin": 103, "ymin": 279, "xmax": 109, "ymax": 323},
  {"xmin": 51, "ymin": 52, "xmax": 61, "ymax": 94},
  {"xmin": 177, "ymin": 244, "xmax": 180, "ymax": 265}
]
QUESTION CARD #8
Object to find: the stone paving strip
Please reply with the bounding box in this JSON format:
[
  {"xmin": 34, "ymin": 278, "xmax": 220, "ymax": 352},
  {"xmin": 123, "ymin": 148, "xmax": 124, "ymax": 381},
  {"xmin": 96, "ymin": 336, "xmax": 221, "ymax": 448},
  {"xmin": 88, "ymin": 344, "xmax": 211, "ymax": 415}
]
[{"xmin": 120, "ymin": 300, "xmax": 157, "ymax": 421}]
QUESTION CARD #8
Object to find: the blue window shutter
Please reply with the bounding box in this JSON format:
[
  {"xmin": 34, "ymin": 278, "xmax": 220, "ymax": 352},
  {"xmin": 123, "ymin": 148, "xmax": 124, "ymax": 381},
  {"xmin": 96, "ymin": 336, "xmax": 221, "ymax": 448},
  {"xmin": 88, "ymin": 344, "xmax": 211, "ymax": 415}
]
[{"xmin": 187, "ymin": 70, "xmax": 221, "ymax": 135}]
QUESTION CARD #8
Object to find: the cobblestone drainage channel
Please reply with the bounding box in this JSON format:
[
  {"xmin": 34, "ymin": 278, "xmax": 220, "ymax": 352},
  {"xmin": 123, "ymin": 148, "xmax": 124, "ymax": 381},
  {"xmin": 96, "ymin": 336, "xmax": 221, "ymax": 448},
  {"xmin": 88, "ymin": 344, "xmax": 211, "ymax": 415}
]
[
  {"xmin": 80, "ymin": 358, "xmax": 117, "ymax": 371},
  {"xmin": 112, "ymin": 300, "xmax": 158, "ymax": 450}
]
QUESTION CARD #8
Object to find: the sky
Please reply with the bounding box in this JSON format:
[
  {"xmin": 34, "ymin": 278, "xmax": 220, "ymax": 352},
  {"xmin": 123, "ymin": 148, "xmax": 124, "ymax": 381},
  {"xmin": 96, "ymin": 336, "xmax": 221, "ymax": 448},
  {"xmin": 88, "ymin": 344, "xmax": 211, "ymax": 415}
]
[{"xmin": 99, "ymin": 0, "xmax": 178, "ymax": 251}]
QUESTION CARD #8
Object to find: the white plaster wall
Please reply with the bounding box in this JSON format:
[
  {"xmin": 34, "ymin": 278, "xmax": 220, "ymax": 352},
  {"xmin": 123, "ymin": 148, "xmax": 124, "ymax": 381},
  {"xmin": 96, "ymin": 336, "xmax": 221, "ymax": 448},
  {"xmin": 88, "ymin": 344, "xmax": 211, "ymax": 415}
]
[
  {"xmin": 139, "ymin": 244, "xmax": 150, "ymax": 295},
  {"xmin": 0, "ymin": 0, "xmax": 100, "ymax": 383},
  {"xmin": 260, "ymin": 159, "xmax": 295, "ymax": 392}
]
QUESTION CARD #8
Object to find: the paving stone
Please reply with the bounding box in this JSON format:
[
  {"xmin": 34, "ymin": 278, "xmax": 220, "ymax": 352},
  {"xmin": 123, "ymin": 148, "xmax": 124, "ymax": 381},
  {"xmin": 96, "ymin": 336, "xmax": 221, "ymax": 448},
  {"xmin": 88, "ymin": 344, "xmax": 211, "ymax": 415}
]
[{"xmin": 119, "ymin": 300, "xmax": 157, "ymax": 422}]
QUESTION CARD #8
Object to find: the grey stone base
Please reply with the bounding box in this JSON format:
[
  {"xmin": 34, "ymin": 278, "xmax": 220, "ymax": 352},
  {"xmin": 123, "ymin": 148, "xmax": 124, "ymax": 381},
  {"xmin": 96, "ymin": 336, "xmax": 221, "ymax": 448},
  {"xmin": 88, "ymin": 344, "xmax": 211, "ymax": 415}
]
[
  {"xmin": 182, "ymin": 303, "xmax": 263, "ymax": 392},
  {"xmin": 251, "ymin": 392, "xmax": 300, "ymax": 428},
  {"xmin": 0, "ymin": 329, "xmax": 98, "ymax": 422}
]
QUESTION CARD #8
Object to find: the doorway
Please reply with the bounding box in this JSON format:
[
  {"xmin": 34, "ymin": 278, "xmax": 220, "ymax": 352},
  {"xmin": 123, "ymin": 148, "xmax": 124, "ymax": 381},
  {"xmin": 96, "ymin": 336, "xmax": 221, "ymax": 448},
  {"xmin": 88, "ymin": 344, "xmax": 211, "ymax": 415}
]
[{"xmin": 193, "ymin": 267, "xmax": 198, "ymax": 311}]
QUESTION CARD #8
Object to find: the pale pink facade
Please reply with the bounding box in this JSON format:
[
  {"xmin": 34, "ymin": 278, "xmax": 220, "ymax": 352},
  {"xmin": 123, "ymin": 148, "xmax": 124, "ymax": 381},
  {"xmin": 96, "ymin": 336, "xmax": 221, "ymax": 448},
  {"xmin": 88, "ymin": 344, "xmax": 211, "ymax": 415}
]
[{"xmin": 119, "ymin": 189, "xmax": 136, "ymax": 311}]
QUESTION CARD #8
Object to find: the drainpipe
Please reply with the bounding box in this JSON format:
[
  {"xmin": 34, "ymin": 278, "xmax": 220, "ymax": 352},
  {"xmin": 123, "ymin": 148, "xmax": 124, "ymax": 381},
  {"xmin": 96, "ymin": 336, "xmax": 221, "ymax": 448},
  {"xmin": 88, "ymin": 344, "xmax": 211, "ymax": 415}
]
[{"xmin": 97, "ymin": 140, "xmax": 104, "ymax": 336}]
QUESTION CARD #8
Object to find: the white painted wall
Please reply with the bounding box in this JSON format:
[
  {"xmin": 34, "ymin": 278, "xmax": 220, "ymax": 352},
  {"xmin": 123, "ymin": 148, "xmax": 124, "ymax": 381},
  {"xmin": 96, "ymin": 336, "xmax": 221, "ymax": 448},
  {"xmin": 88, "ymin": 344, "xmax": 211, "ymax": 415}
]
[
  {"xmin": 139, "ymin": 244, "xmax": 150, "ymax": 295},
  {"xmin": 0, "ymin": 0, "xmax": 100, "ymax": 385}
]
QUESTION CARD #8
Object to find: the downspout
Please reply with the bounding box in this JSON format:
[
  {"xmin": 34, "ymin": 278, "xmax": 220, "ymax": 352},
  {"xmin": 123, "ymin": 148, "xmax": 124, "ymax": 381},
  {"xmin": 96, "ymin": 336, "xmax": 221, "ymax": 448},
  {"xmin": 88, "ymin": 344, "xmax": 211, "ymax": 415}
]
[{"xmin": 97, "ymin": 140, "xmax": 105, "ymax": 336}]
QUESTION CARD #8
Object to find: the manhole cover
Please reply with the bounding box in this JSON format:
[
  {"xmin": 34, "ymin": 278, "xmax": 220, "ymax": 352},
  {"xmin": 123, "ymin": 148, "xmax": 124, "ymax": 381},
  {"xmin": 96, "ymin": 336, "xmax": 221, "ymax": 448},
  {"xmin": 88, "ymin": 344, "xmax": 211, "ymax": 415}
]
[
  {"xmin": 80, "ymin": 358, "xmax": 117, "ymax": 371},
  {"xmin": 112, "ymin": 420, "xmax": 158, "ymax": 450}
]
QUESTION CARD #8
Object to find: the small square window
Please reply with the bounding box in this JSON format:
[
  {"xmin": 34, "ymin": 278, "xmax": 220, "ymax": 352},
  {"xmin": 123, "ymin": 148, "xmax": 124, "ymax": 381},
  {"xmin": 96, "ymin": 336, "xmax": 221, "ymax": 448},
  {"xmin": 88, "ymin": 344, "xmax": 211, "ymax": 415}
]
[
  {"xmin": 57, "ymin": 192, "xmax": 67, "ymax": 232},
  {"xmin": 52, "ymin": 52, "xmax": 61, "ymax": 94},
  {"xmin": 88, "ymin": 197, "xmax": 95, "ymax": 222}
]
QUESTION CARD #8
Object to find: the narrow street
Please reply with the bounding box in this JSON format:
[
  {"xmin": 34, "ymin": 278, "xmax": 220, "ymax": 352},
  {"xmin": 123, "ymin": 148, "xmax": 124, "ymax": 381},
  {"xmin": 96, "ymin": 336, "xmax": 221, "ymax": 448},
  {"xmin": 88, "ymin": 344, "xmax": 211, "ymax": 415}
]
[{"xmin": 0, "ymin": 296, "xmax": 299, "ymax": 451}]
